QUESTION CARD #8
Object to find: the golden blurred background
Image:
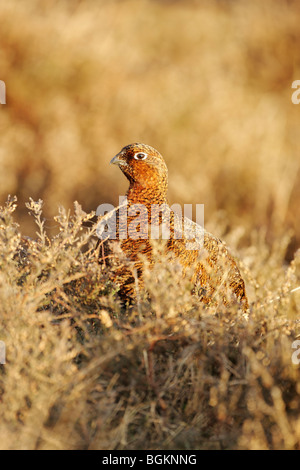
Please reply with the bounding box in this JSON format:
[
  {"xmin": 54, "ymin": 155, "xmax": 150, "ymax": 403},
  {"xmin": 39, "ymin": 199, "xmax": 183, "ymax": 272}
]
[{"xmin": 0, "ymin": 0, "xmax": 299, "ymax": 257}]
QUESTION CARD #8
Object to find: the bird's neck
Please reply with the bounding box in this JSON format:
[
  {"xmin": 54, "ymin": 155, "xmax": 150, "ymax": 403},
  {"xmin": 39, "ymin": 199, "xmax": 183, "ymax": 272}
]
[{"xmin": 126, "ymin": 182, "xmax": 168, "ymax": 207}]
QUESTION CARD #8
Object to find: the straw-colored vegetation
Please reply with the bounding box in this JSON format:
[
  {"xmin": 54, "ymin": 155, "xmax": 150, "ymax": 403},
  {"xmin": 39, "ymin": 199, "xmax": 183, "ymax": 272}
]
[{"xmin": 0, "ymin": 0, "xmax": 299, "ymax": 450}]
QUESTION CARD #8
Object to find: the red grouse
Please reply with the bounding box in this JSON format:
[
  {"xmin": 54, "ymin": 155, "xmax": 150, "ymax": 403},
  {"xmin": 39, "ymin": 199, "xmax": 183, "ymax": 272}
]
[{"xmin": 97, "ymin": 143, "xmax": 248, "ymax": 311}]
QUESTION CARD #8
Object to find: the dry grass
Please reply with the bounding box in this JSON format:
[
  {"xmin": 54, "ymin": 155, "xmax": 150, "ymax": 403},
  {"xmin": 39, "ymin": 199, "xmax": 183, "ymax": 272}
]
[
  {"xmin": 0, "ymin": 198, "xmax": 299, "ymax": 450},
  {"xmin": 0, "ymin": 0, "xmax": 300, "ymax": 450}
]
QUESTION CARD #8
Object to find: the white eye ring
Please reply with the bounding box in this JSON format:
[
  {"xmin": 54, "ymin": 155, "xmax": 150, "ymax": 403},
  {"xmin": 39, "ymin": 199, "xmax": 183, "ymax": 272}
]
[{"xmin": 134, "ymin": 152, "xmax": 148, "ymax": 160}]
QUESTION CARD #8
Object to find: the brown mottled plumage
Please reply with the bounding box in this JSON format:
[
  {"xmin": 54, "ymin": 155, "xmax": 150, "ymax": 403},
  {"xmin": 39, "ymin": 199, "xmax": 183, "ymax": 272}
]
[{"xmin": 98, "ymin": 143, "xmax": 248, "ymax": 311}]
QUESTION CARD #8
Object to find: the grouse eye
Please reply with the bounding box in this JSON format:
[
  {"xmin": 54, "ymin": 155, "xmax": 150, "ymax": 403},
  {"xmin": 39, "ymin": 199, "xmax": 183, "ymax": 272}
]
[{"xmin": 134, "ymin": 152, "xmax": 148, "ymax": 160}]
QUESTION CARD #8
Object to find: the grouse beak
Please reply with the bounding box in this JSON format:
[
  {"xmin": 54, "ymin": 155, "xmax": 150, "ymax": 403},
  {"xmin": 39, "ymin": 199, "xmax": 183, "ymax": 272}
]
[
  {"xmin": 110, "ymin": 155, "xmax": 119, "ymax": 165},
  {"xmin": 110, "ymin": 153, "xmax": 122, "ymax": 166}
]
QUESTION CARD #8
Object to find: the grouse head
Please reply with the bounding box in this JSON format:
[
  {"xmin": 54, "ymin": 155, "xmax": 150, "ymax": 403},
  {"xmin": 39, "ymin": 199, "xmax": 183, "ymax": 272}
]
[{"xmin": 111, "ymin": 143, "xmax": 168, "ymax": 199}]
